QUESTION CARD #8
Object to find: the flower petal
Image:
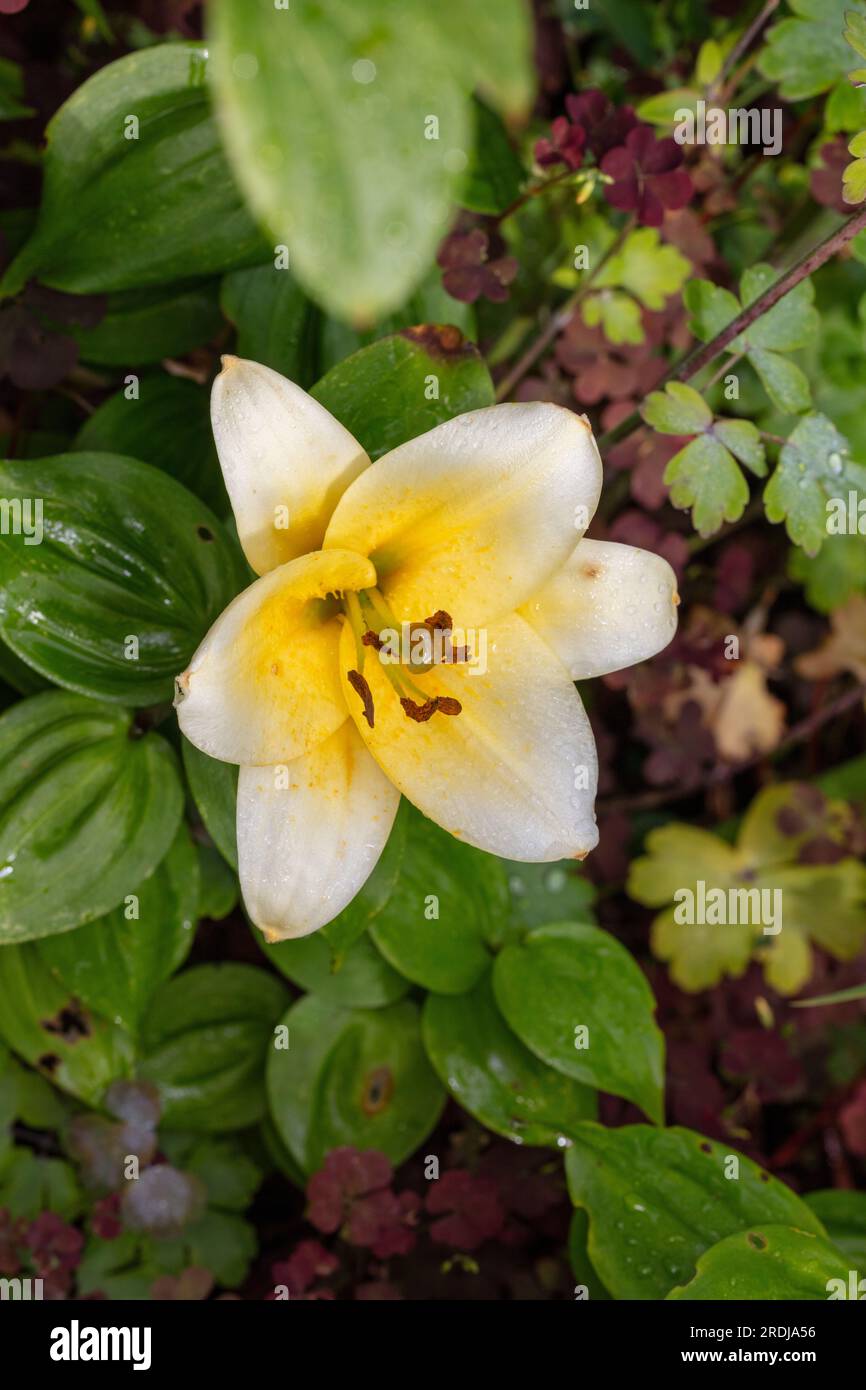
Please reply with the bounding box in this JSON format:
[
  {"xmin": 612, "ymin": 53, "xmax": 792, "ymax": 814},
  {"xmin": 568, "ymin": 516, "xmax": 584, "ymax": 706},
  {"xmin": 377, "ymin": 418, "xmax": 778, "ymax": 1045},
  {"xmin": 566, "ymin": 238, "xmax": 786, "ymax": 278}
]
[
  {"xmin": 212, "ymin": 357, "xmax": 370, "ymax": 575},
  {"xmin": 175, "ymin": 548, "xmax": 375, "ymax": 765},
  {"xmin": 520, "ymin": 539, "xmax": 678, "ymax": 679},
  {"xmin": 324, "ymin": 403, "xmax": 603, "ymax": 626},
  {"xmin": 339, "ymin": 613, "xmax": 598, "ymax": 861},
  {"xmin": 237, "ymin": 721, "xmax": 400, "ymax": 940}
]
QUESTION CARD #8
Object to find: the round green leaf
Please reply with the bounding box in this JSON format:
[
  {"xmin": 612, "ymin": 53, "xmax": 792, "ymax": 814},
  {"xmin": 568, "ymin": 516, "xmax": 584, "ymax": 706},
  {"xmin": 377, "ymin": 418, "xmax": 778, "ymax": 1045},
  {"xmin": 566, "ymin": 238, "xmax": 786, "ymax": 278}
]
[
  {"xmin": 259, "ymin": 924, "xmax": 409, "ymax": 1009},
  {"xmin": 267, "ymin": 996, "xmax": 445, "ymax": 1173},
  {"xmin": 182, "ymin": 737, "xmax": 239, "ymax": 871},
  {"xmin": 139, "ymin": 964, "xmax": 289, "ymax": 1131},
  {"xmin": 0, "ymin": 453, "xmax": 245, "ymax": 704},
  {"xmin": 36, "ymin": 824, "xmax": 199, "ymax": 1034},
  {"xmin": 668, "ymin": 1225, "xmax": 854, "ymax": 1301},
  {"xmin": 311, "ymin": 330, "xmax": 494, "ymax": 460},
  {"xmin": 493, "ymin": 922, "xmax": 665, "ymax": 1123},
  {"xmin": 369, "ymin": 808, "xmax": 497, "ymax": 994},
  {"xmin": 0, "ymin": 692, "xmax": 183, "ymax": 943},
  {"xmin": 565, "ymin": 1122, "xmax": 827, "ymax": 1301},
  {"xmin": 422, "ymin": 973, "xmax": 596, "ymax": 1147},
  {"xmin": 0, "ymin": 943, "xmax": 135, "ymax": 1104},
  {"xmin": 0, "ymin": 44, "xmax": 268, "ymax": 297}
]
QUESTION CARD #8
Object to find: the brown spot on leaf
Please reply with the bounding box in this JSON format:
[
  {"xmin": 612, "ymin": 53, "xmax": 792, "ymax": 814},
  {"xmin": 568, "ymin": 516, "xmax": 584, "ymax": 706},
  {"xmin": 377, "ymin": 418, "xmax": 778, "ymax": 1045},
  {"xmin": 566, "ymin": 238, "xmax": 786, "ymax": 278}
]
[
  {"xmin": 38, "ymin": 1053, "xmax": 60, "ymax": 1074},
  {"xmin": 41, "ymin": 1002, "xmax": 90, "ymax": 1043},
  {"xmin": 362, "ymin": 1066, "xmax": 394, "ymax": 1115},
  {"xmin": 400, "ymin": 323, "xmax": 472, "ymax": 359},
  {"xmin": 747, "ymin": 1231, "xmax": 768, "ymax": 1250}
]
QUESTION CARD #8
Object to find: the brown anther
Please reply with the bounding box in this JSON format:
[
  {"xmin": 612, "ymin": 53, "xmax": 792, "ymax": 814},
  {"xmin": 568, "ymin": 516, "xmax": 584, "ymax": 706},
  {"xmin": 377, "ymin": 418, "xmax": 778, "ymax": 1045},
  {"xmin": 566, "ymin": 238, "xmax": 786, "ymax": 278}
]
[
  {"xmin": 435, "ymin": 696, "xmax": 462, "ymax": 717},
  {"xmin": 447, "ymin": 644, "xmax": 471, "ymax": 664},
  {"xmin": 361, "ymin": 629, "xmax": 384, "ymax": 651},
  {"xmin": 347, "ymin": 669, "xmax": 375, "ymax": 728},
  {"xmin": 400, "ymin": 696, "xmax": 437, "ymax": 723},
  {"xmin": 423, "ymin": 610, "xmax": 453, "ymax": 631}
]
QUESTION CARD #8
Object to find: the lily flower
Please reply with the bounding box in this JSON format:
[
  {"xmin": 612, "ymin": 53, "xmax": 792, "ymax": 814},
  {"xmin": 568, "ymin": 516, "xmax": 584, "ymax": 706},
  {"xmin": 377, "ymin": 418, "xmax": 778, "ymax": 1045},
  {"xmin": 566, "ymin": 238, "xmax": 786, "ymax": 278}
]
[{"xmin": 175, "ymin": 357, "xmax": 679, "ymax": 941}]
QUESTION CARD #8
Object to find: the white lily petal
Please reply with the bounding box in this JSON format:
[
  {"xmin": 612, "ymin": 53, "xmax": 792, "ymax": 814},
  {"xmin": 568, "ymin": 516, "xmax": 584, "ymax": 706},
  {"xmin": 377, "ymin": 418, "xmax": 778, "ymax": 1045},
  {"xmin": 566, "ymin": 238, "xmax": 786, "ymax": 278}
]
[
  {"xmin": 212, "ymin": 357, "xmax": 370, "ymax": 575},
  {"xmin": 520, "ymin": 539, "xmax": 679, "ymax": 679},
  {"xmin": 324, "ymin": 402, "xmax": 602, "ymax": 626},
  {"xmin": 339, "ymin": 614, "xmax": 598, "ymax": 861},
  {"xmin": 175, "ymin": 548, "xmax": 375, "ymax": 765},
  {"xmin": 237, "ymin": 721, "xmax": 400, "ymax": 940}
]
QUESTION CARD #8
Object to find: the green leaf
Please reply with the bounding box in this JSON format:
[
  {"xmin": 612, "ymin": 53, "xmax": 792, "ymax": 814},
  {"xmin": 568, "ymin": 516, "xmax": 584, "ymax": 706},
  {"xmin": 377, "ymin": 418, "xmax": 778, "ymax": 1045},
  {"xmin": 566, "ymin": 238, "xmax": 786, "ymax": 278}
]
[
  {"xmin": 825, "ymin": 77, "xmax": 866, "ymax": 131},
  {"xmin": 758, "ymin": 0, "xmax": 862, "ymax": 101},
  {"xmin": 0, "ymin": 943, "xmax": 135, "ymax": 1103},
  {"xmin": 72, "ymin": 283, "xmax": 224, "ymax": 368},
  {"xmin": 0, "ymin": 453, "xmax": 245, "ymax": 703},
  {"xmin": 664, "ymin": 433, "xmax": 750, "ymax": 536},
  {"xmin": 0, "ymin": 58, "xmax": 33, "ymax": 122},
  {"xmin": 184, "ymin": 1209, "xmax": 257, "ymax": 1288},
  {"xmin": 804, "ymin": 1189, "xmax": 866, "ymax": 1263},
  {"xmin": 748, "ymin": 345, "xmax": 812, "ymax": 413},
  {"xmin": 36, "ymin": 824, "xmax": 199, "ymax": 1035},
  {"xmin": 492, "ymin": 922, "xmax": 665, "ymax": 1123},
  {"xmin": 0, "ymin": 1148, "xmax": 82, "ymax": 1222},
  {"xmin": 422, "ymin": 972, "xmax": 596, "ymax": 1147},
  {"xmin": 209, "ymin": 0, "xmax": 531, "ymax": 320},
  {"xmin": 668, "ymin": 1224, "xmax": 854, "ymax": 1300},
  {"xmin": 712, "ymin": 418, "xmax": 767, "ymax": 475},
  {"xmin": 565, "ymin": 1122, "xmax": 826, "ymax": 1301},
  {"xmin": 683, "ymin": 279, "xmax": 739, "ymax": 341},
  {"xmin": 0, "ymin": 692, "xmax": 183, "ymax": 943},
  {"xmin": 635, "ymin": 88, "xmax": 700, "ymax": 128},
  {"xmin": 311, "ymin": 329, "xmax": 494, "ymax": 460},
  {"xmin": 260, "ymin": 927, "xmax": 410, "ymax": 1010},
  {"xmin": 844, "ymin": 151, "xmax": 866, "ymax": 202},
  {"xmin": 501, "ymin": 860, "xmax": 596, "ymax": 938},
  {"xmin": 316, "ymin": 266, "xmax": 476, "ymax": 375},
  {"xmin": 581, "ymin": 290, "xmax": 644, "ymax": 345},
  {"xmin": 267, "ymin": 996, "xmax": 445, "ymax": 1173},
  {"xmin": 75, "ymin": 376, "xmax": 228, "ymax": 515},
  {"xmin": 220, "ymin": 265, "xmax": 319, "ymax": 387},
  {"xmin": 460, "ymin": 98, "xmax": 525, "ymax": 215},
  {"xmin": 368, "ymin": 807, "xmax": 499, "ymax": 993},
  {"xmin": 181, "ymin": 1136, "xmax": 262, "ymax": 1212},
  {"xmin": 642, "ymin": 381, "xmax": 712, "ymax": 435},
  {"xmin": 765, "ymin": 412, "xmax": 866, "ymax": 554},
  {"xmin": 0, "ymin": 45, "xmax": 268, "ymax": 298},
  {"xmin": 595, "ymin": 228, "xmax": 690, "ymax": 312},
  {"xmin": 139, "ymin": 964, "xmax": 289, "ymax": 1131},
  {"xmin": 738, "ymin": 265, "xmax": 818, "ymax": 352},
  {"xmin": 568, "ymin": 1208, "xmax": 612, "ymax": 1300},
  {"xmin": 181, "ymin": 738, "xmax": 238, "ymax": 871},
  {"xmin": 196, "ymin": 844, "xmax": 238, "ymax": 921}
]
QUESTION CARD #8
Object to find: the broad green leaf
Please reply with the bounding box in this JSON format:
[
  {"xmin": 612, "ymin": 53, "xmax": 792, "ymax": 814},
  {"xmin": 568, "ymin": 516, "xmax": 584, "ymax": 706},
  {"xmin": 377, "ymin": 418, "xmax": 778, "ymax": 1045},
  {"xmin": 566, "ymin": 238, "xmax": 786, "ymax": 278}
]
[
  {"xmin": 209, "ymin": 0, "xmax": 531, "ymax": 320},
  {"xmin": 259, "ymin": 926, "xmax": 410, "ymax": 1009},
  {"xmin": 758, "ymin": 0, "xmax": 863, "ymax": 100},
  {"xmin": 565, "ymin": 1122, "xmax": 826, "ymax": 1300},
  {"xmin": 181, "ymin": 738, "xmax": 239, "ymax": 871},
  {"xmin": 0, "ymin": 453, "xmax": 245, "ymax": 703},
  {"xmin": 826, "ymin": 77, "xmax": 866, "ymax": 131},
  {"xmin": 668, "ymin": 1224, "xmax": 854, "ymax": 1300},
  {"xmin": 568, "ymin": 1209, "xmax": 612, "ymax": 1300},
  {"xmin": 196, "ymin": 844, "xmax": 238, "ymax": 921},
  {"xmin": 72, "ymin": 283, "xmax": 223, "ymax": 367},
  {"xmin": 0, "ymin": 693, "xmax": 182, "ymax": 943},
  {"xmin": 311, "ymin": 329, "xmax": 494, "ymax": 460},
  {"xmin": 748, "ymin": 345, "xmax": 811, "ymax": 413},
  {"xmin": 581, "ymin": 290, "xmax": 644, "ymax": 345},
  {"xmin": 316, "ymin": 266, "xmax": 476, "ymax": 375},
  {"xmin": 0, "ymin": 943, "xmax": 135, "ymax": 1103},
  {"xmin": 642, "ymin": 381, "xmax": 712, "ymax": 435},
  {"xmin": 139, "ymin": 964, "xmax": 289, "ymax": 1131},
  {"xmin": 369, "ymin": 807, "xmax": 498, "ymax": 993},
  {"xmin": 0, "ymin": 45, "xmax": 268, "ymax": 297},
  {"xmin": 804, "ymin": 1189, "xmax": 866, "ymax": 1263},
  {"xmin": 791, "ymin": 526, "xmax": 866, "ymax": 615},
  {"xmin": 635, "ymin": 88, "xmax": 699, "ymax": 128},
  {"xmin": 319, "ymin": 797, "xmax": 412, "ymax": 963},
  {"xmin": 75, "ymin": 376, "xmax": 228, "ymax": 515},
  {"xmin": 422, "ymin": 972, "xmax": 596, "ymax": 1147},
  {"xmin": 461, "ymin": 99, "xmax": 525, "ymax": 215},
  {"xmin": 502, "ymin": 860, "xmax": 596, "ymax": 937},
  {"xmin": 664, "ymin": 433, "xmax": 750, "ymax": 536},
  {"xmin": 595, "ymin": 228, "xmax": 690, "ymax": 311},
  {"xmin": 36, "ymin": 824, "xmax": 199, "ymax": 1034},
  {"xmin": 765, "ymin": 412, "xmax": 866, "ymax": 554},
  {"xmin": 267, "ymin": 996, "xmax": 445, "ymax": 1173},
  {"xmin": 713, "ymin": 418, "xmax": 767, "ymax": 474},
  {"xmin": 492, "ymin": 922, "xmax": 665, "ymax": 1123},
  {"xmin": 220, "ymin": 265, "xmax": 320, "ymax": 387},
  {"xmin": 0, "ymin": 1148, "xmax": 82, "ymax": 1222}
]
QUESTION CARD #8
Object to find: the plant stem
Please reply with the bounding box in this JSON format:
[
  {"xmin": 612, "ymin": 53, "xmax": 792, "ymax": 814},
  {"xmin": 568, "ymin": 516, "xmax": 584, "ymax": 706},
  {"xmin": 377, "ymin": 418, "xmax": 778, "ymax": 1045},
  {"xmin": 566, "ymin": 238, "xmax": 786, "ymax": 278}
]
[
  {"xmin": 710, "ymin": 0, "xmax": 781, "ymax": 104},
  {"xmin": 494, "ymin": 217, "xmax": 634, "ymax": 402},
  {"xmin": 495, "ymin": 166, "xmax": 580, "ymax": 224},
  {"xmin": 597, "ymin": 204, "xmax": 866, "ymax": 452}
]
